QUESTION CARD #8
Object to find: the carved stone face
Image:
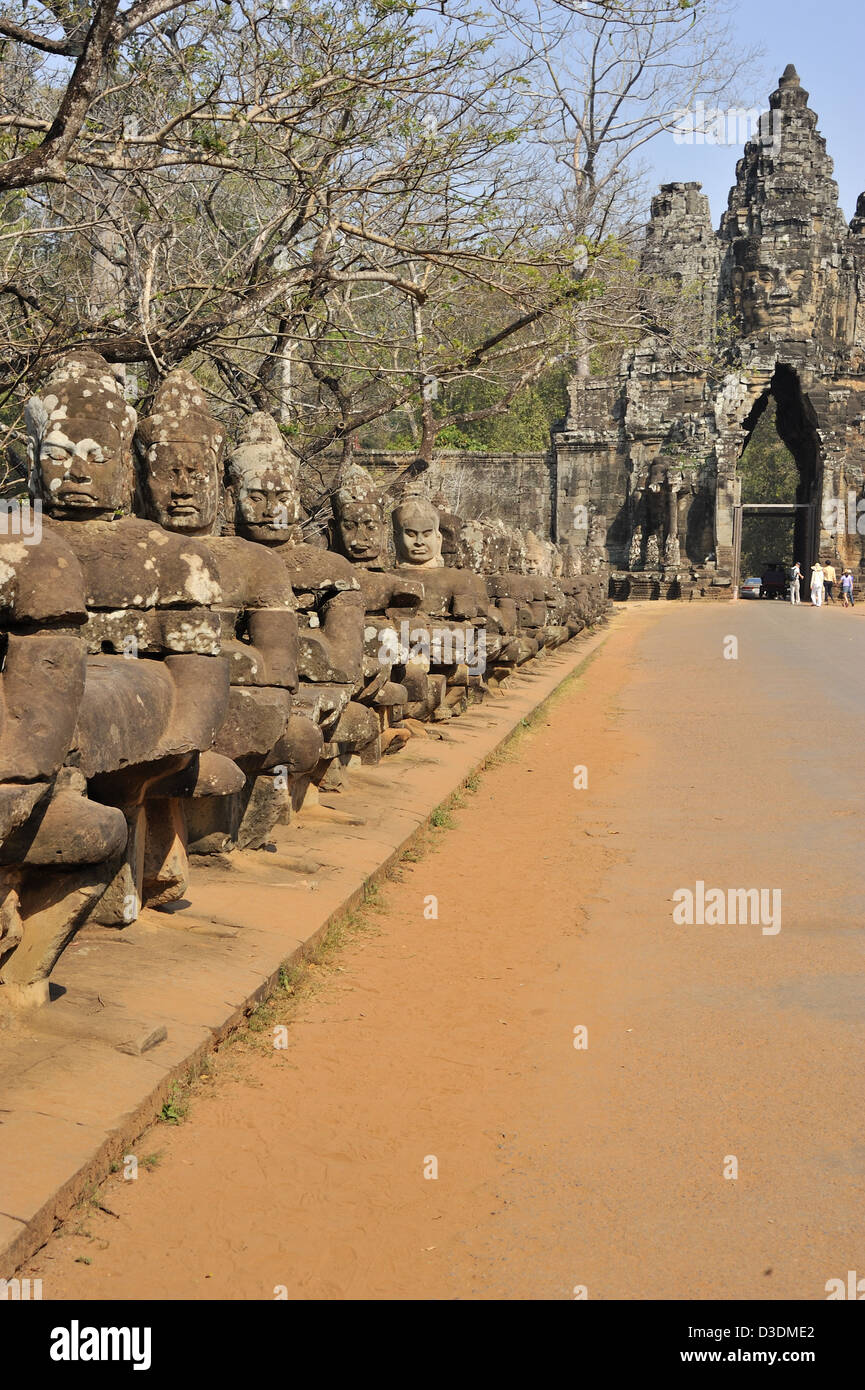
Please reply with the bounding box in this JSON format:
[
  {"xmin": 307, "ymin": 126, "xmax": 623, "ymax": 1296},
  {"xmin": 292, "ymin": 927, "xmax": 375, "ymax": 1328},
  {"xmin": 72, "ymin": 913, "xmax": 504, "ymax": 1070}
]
[
  {"xmin": 142, "ymin": 439, "xmax": 219, "ymax": 535},
  {"xmin": 335, "ymin": 499, "xmax": 386, "ymax": 563},
  {"xmin": 136, "ymin": 370, "xmax": 225, "ymax": 535},
  {"xmin": 523, "ymin": 538, "xmax": 548, "ymax": 575},
  {"xmin": 459, "ymin": 519, "xmax": 489, "ymax": 573},
  {"xmin": 36, "ymin": 415, "xmax": 130, "ymax": 519},
  {"xmin": 733, "ymin": 247, "xmax": 812, "ymax": 335},
  {"xmin": 393, "ymin": 500, "xmax": 443, "ymax": 567},
  {"xmin": 26, "ymin": 352, "xmax": 137, "ymax": 520},
  {"xmin": 231, "ymin": 452, "xmax": 302, "ymax": 545}
]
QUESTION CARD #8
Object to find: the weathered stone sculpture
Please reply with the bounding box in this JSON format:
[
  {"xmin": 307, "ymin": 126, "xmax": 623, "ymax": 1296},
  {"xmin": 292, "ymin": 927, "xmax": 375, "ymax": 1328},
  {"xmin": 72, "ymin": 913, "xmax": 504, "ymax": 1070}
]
[
  {"xmin": 330, "ymin": 461, "xmax": 440, "ymax": 731},
  {"xmin": 431, "ymin": 491, "xmax": 470, "ymax": 570},
  {"xmin": 2, "ymin": 343, "xmax": 611, "ymax": 1009},
  {"xmin": 393, "ymin": 484, "xmax": 489, "ymax": 617},
  {"xmin": 331, "ymin": 462, "xmax": 390, "ymax": 569},
  {"xmin": 0, "ymin": 529, "xmax": 127, "ymax": 1006},
  {"xmin": 26, "ymin": 350, "xmax": 232, "ymax": 918},
  {"xmin": 391, "ymin": 485, "xmax": 493, "ymax": 714},
  {"xmin": 454, "ymin": 520, "xmax": 521, "ymax": 657},
  {"xmin": 228, "ymin": 413, "xmax": 378, "ymax": 777},
  {"xmin": 136, "ymin": 371, "xmax": 322, "ymax": 848},
  {"xmin": 620, "ymin": 459, "xmax": 692, "ymax": 596},
  {"xmin": 393, "ymin": 492, "xmax": 446, "ymax": 568},
  {"xmin": 522, "ymin": 531, "xmax": 549, "ymax": 577}
]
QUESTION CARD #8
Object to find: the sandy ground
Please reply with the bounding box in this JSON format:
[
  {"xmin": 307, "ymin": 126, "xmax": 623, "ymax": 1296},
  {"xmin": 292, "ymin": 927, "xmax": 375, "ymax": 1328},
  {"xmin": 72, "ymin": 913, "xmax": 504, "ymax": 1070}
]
[{"xmin": 22, "ymin": 602, "xmax": 865, "ymax": 1300}]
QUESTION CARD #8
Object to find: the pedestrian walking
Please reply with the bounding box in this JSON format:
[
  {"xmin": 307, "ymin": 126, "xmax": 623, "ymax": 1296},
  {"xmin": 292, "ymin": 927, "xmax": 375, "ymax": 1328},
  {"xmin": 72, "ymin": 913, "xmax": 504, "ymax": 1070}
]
[
  {"xmin": 823, "ymin": 561, "xmax": 837, "ymax": 603},
  {"xmin": 789, "ymin": 560, "xmax": 802, "ymax": 604},
  {"xmin": 841, "ymin": 569, "xmax": 855, "ymax": 607},
  {"xmin": 810, "ymin": 562, "xmax": 825, "ymax": 606}
]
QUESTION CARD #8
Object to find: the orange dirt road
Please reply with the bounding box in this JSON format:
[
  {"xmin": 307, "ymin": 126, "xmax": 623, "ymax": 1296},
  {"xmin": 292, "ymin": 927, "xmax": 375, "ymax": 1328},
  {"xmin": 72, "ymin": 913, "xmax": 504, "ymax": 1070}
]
[{"xmin": 24, "ymin": 603, "xmax": 865, "ymax": 1300}]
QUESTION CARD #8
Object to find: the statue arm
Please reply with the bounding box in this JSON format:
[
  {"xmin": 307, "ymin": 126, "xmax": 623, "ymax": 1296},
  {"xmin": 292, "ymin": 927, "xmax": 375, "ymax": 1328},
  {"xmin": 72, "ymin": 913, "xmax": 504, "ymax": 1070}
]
[{"xmin": 245, "ymin": 607, "xmax": 299, "ymax": 690}]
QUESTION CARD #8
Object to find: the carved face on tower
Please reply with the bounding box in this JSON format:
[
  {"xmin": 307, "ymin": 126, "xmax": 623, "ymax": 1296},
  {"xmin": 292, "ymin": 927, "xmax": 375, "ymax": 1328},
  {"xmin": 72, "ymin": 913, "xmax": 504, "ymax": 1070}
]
[
  {"xmin": 136, "ymin": 370, "xmax": 225, "ymax": 535},
  {"xmin": 26, "ymin": 351, "xmax": 137, "ymax": 519},
  {"xmin": 392, "ymin": 497, "xmax": 443, "ymax": 567},
  {"xmin": 332, "ymin": 463, "xmax": 386, "ymax": 564},
  {"xmin": 731, "ymin": 240, "xmax": 813, "ymax": 336},
  {"xmin": 227, "ymin": 412, "xmax": 302, "ymax": 545}
]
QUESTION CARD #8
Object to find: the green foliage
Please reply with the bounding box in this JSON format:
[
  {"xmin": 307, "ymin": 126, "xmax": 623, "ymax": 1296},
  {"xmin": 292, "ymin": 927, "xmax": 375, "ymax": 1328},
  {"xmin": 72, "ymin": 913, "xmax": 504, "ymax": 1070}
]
[
  {"xmin": 361, "ymin": 366, "xmax": 569, "ymax": 453},
  {"xmin": 740, "ymin": 400, "xmax": 799, "ymax": 503},
  {"xmin": 739, "ymin": 400, "xmax": 798, "ymax": 577},
  {"xmin": 159, "ymin": 1083, "xmax": 188, "ymax": 1125},
  {"xmin": 437, "ymin": 368, "xmax": 569, "ymax": 451},
  {"xmin": 433, "ymin": 423, "xmax": 478, "ymax": 449}
]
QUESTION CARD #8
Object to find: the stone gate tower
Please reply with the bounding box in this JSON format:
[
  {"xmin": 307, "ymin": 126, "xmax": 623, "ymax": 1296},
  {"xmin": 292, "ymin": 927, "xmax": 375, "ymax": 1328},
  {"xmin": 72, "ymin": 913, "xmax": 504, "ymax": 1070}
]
[{"xmin": 554, "ymin": 65, "xmax": 865, "ymax": 598}]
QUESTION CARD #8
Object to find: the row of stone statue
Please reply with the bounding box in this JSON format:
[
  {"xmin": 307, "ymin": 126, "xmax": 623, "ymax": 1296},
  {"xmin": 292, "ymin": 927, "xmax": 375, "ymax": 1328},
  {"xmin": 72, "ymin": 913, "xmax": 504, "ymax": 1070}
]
[{"xmin": 0, "ymin": 352, "xmax": 607, "ymax": 1006}]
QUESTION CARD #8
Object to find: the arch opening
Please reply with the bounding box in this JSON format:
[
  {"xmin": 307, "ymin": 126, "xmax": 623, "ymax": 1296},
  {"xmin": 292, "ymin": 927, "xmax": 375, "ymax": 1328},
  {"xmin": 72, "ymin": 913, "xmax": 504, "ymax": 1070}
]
[{"xmin": 732, "ymin": 364, "xmax": 822, "ymax": 594}]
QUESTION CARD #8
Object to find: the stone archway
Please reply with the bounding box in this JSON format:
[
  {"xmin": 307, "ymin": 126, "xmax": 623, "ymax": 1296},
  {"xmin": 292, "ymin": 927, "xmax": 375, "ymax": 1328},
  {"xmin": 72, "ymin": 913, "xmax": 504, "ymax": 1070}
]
[
  {"xmin": 554, "ymin": 64, "xmax": 865, "ymax": 600},
  {"xmin": 727, "ymin": 363, "xmax": 823, "ymax": 591}
]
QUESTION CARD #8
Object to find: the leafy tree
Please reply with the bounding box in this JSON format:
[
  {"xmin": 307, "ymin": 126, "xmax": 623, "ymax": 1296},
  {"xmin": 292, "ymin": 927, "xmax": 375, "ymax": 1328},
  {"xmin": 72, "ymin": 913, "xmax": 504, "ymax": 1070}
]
[
  {"xmin": 740, "ymin": 400, "xmax": 799, "ymax": 504},
  {"xmin": 0, "ymin": 0, "xmax": 760, "ymax": 485}
]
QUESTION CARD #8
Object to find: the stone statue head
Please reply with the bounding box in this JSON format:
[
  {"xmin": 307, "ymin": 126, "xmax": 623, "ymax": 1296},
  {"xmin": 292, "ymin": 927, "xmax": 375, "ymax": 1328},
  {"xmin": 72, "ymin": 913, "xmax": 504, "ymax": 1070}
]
[
  {"xmin": 731, "ymin": 239, "xmax": 812, "ymax": 337},
  {"xmin": 473, "ymin": 520, "xmax": 500, "ymax": 574},
  {"xmin": 392, "ymin": 491, "xmax": 443, "ymax": 568},
  {"xmin": 26, "ymin": 351, "xmax": 137, "ymax": 519},
  {"xmin": 227, "ymin": 412, "xmax": 302, "ymax": 545},
  {"xmin": 136, "ymin": 370, "xmax": 225, "ymax": 535},
  {"xmin": 431, "ymin": 491, "xmax": 467, "ymax": 567},
  {"xmin": 506, "ymin": 526, "xmax": 527, "ymax": 572},
  {"xmin": 560, "ymin": 541, "xmax": 582, "ymax": 578},
  {"xmin": 523, "ymin": 530, "xmax": 549, "ymax": 576},
  {"xmin": 331, "ymin": 462, "xmax": 386, "ymax": 564},
  {"xmin": 458, "ymin": 519, "xmax": 489, "ymax": 573}
]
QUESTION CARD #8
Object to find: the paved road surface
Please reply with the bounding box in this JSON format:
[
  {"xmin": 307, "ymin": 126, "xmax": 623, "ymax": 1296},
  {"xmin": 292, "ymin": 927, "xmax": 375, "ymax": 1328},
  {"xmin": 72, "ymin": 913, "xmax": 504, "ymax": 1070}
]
[{"xmin": 25, "ymin": 602, "xmax": 865, "ymax": 1300}]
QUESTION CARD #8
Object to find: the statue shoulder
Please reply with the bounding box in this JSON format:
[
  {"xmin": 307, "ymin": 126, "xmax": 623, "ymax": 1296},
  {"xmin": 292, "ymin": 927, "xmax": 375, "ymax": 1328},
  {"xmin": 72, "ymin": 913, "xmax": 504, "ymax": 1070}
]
[
  {"xmin": 279, "ymin": 542, "xmax": 360, "ymax": 592},
  {"xmin": 0, "ymin": 524, "xmax": 87, "ymax": 625},
  {"xmin": 48, "ymin": 516, "xmax": 221, "ymax": 608},
  {"xmin": 208, "ymin": 535, "xmax": 295, "ymax": 609}
]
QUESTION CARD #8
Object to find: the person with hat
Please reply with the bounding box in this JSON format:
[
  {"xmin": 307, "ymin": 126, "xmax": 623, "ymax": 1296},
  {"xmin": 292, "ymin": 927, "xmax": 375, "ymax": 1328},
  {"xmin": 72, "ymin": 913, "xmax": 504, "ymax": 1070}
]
[
  {"xmin": 841, "ymin": 569, "xmax": 855, "ymax": 607},
  {"xmin": 810, "ymin": 561, "xmax": 825, "ymax": 607}
]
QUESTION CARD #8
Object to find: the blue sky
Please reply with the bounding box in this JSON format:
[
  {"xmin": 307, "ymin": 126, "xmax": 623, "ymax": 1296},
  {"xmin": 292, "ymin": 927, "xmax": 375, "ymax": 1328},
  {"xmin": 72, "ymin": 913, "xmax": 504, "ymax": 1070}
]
[{"xmin": 643, "ymin": 0, "xmax": 865, "ymax": 226}]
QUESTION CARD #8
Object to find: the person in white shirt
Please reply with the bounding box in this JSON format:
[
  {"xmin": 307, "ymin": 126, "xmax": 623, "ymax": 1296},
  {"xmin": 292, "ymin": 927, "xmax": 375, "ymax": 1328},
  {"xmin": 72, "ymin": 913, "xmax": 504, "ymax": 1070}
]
[{"xmin": 810, "ymin": 562, "xmax": 824, "ymax": 606}]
